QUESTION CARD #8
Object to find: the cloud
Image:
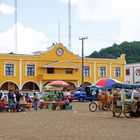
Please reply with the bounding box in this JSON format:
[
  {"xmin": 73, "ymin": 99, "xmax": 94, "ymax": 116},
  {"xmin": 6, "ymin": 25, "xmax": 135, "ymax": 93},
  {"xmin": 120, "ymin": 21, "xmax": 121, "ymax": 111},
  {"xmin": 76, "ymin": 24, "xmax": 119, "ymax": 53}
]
[
  {"xmin": 0, "ymin": 23, "xmax": 48, "ymax": 54},
  {"xmin": 60, "ymin": 0, "xmax": 140, "ymax": 49},
  {"xmin": 0, "ymin": 3, "xmax": 15, "ymax": 14},
  {"xmin": 118, "ymin": 0, "xmax": 140, "ymax": 42},
  {"xmin": 61, "ymin": 0, "xmax": 140, "ymax": 21}
]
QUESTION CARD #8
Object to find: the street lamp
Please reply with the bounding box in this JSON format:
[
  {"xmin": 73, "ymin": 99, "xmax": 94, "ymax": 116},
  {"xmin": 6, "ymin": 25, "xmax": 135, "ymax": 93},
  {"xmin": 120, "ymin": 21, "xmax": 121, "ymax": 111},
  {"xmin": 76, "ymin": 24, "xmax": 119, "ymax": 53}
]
[{"xmin": 79, "ymin": 36, "xmax": 88, "ymax": 87}]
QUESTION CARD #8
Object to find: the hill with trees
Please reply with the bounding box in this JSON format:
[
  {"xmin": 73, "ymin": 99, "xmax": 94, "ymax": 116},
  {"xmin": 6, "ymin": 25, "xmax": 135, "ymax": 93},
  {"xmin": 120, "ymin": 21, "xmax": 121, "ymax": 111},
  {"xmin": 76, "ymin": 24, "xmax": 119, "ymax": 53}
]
[{"xmin": 87, "ymin": 41, "xmax": 140, "ymax": 63}]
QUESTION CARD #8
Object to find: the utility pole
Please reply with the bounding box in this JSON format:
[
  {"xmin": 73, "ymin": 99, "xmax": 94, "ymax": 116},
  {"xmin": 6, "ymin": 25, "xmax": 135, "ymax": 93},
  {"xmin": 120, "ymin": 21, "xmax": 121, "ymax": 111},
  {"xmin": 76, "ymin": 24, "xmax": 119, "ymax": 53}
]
[{"xmin": 79, "ymin": 36, "xmax": 88, "ymax": 87}]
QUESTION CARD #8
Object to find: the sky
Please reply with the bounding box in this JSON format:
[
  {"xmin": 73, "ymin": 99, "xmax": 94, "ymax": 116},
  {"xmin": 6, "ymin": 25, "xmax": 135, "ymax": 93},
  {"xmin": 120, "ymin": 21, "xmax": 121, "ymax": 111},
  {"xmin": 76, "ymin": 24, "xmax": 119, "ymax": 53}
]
[{"xmin": 0, "ymin": 0, "xmax": 140, "ymax": 56}]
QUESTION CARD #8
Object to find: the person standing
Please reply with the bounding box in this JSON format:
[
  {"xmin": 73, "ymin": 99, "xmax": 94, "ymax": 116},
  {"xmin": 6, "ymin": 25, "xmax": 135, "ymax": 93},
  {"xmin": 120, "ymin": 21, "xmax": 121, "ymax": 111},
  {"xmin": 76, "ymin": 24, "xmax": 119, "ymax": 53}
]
[
  {"xmin": 15, "ymin": 91, "xmax": 22, "ymax": 112},
  {"xmin": 7, "ymin": 90, "xmax": 14, "ymax": 111},
  {"xmin": 0, "ymin": 91, "xmax": 2, "ymax": 100},
  {"xmin": 33, "ymin": 92, "xmax": 38, "ymax": 112}
]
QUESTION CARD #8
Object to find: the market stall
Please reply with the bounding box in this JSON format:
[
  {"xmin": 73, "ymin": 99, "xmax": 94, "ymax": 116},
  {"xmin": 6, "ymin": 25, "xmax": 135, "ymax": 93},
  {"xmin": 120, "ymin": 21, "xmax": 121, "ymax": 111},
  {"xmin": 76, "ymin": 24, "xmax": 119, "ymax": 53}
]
[{"xmin": 40, "ymin": 81, "xmax": 72, "ymax": 110}]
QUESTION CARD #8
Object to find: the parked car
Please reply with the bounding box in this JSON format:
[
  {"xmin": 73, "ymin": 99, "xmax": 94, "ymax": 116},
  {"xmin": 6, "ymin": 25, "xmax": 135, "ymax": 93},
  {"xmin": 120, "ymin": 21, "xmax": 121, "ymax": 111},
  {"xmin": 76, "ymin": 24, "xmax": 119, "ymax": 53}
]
[{"xmin": 73, "ymin": 86, "xmax": 100, "ymax": 102}]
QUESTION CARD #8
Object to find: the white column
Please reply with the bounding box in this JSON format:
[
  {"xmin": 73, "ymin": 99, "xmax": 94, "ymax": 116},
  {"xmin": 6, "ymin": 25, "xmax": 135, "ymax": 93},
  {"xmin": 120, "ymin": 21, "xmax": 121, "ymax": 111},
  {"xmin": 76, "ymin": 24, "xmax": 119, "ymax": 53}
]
[
  {"xmin": 19, "ymin": 59, "xmax": 22, "ymax": 90},
  {"xmin": 77, "ymin": 80, "xmax": 80, "ymax": 87},
  {"xmin": 110, "ymin": 63, "xmax": 112, "ymax": 78},
  {"xmin": 94, "ymin": 62, "xmax": 96, "ymax": 83},
  {"xmin": 40, "ymin": 80, "xmax": 43, "ymax": 92}
]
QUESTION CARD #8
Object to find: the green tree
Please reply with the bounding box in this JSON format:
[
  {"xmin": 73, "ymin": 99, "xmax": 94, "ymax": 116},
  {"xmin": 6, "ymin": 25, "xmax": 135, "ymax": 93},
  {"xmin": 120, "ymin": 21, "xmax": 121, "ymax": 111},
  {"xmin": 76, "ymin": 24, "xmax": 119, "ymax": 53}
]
[{"xmin": 87, "ymin": 41, "xmax": 140, "ymax": 63}]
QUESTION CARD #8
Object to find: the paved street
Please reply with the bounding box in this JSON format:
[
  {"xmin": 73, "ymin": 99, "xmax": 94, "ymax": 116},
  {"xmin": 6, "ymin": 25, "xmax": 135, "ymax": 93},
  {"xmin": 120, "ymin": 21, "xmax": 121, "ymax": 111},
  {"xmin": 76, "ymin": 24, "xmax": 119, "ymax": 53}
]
[{"xmin": 0, "ymin": 102, "xmax": 140, "ymax": 140}]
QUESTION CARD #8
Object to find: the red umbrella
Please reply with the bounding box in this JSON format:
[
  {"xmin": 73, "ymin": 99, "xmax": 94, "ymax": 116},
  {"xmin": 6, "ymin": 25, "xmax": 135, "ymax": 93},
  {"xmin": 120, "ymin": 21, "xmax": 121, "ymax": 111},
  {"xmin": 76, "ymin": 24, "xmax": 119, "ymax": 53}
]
[{"xmin": 46, "ymin": 81, "xmax": 69, "ymax": 87}]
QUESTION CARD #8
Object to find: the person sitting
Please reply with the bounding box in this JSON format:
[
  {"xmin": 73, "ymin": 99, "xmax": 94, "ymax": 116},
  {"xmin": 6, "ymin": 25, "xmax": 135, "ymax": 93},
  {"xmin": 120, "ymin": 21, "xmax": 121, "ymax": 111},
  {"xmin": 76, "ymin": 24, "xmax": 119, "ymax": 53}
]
[
  {"xmin": 134, "ymin": 98, "xmax": 140, "ymax": 117},
  {"xmin": 62, "ymin": 97, "xmax": 70, "ymax": 109},
  {"xmin": 0, "ymin": 99, "xmax": 6, "ymax": 112},
  {"xmin": 25, "ymin": 93, "xmax": 32, "ymax": 103},
  {"xmin": 85, "ymin": 87, "xmax": 92, "ymax": 97},
  {"xmin": 93, "ymin": 89, "xmax": 99, "ymax": 101},
  {"xmin": 65, "ymin": 97, "xmax": 70, "ymax": 106},
  {"xmin": 130, "ymin": 92, "xmax": 140, "ymax": 117}
]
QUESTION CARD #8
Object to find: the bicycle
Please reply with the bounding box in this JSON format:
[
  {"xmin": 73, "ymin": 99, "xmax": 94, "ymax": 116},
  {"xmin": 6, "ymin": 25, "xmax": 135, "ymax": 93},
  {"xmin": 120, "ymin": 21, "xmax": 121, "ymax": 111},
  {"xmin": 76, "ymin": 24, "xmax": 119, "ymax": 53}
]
[{"xmin": 89, "ymin": 97, "xmax": 112, "ymax": 112}]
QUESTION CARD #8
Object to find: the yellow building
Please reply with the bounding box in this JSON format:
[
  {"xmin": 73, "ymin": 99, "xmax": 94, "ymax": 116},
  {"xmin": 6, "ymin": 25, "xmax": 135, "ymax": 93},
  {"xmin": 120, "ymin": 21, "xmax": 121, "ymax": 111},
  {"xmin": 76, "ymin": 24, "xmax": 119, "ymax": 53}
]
[{"xmin": 0, "ymin": 43, "xmax": 125, "ymax": 92}]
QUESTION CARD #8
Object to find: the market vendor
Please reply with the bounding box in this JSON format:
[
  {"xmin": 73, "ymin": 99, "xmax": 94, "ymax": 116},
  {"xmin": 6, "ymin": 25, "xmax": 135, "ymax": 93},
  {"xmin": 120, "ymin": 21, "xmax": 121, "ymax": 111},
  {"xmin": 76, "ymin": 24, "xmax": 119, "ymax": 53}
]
[
  {"xmin": 56, "ymin": 91, "xmax": 64, "ymax": 101},
  {"xmin": 61, "ymin": 96, "xmax": 70, "ymax": 109},
  {"xmin": 134, "ymin": 98, "xmax": 140, "ymax": 117},
  {"xmin": 130, "ymin": 91, "xmax": 140, "ymax": 117}
]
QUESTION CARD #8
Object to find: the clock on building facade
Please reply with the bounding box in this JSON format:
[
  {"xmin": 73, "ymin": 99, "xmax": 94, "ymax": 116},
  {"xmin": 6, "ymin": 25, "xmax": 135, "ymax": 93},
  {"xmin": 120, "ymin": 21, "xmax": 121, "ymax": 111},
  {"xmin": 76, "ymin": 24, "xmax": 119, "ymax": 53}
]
[{"xmin": 56, "ymin": 48, "xmax": 64, "ymax": 56}]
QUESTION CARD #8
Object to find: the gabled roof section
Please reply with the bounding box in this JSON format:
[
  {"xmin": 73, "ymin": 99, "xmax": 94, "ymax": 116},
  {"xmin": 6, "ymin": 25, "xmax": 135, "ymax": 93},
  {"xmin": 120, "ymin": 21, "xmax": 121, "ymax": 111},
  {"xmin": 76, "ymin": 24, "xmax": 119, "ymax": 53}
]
[
  {"xmin": 41, "ymin": 61, "xmax": 80, "ymax": 69},
  {"xmin": 40, "ymin": 43, "xmax": 80, "ymax": 61}
]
